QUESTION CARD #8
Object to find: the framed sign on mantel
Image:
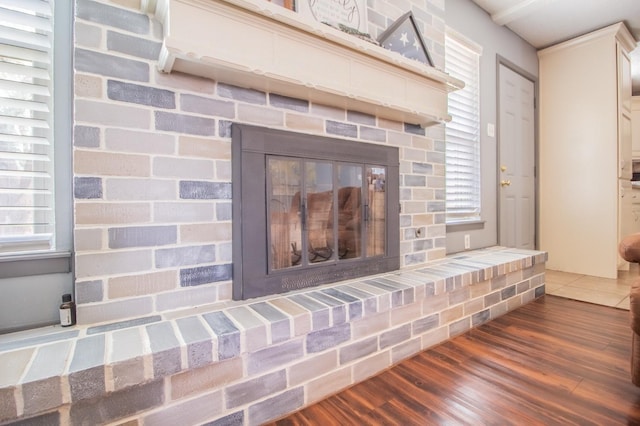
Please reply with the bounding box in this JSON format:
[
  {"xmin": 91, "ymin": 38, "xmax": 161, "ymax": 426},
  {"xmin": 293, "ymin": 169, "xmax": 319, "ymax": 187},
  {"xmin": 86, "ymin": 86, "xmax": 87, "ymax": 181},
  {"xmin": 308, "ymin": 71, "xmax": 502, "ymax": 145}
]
[{"xmin": 297, "ymin": 0, "xmax": 368, "ymax": 34}]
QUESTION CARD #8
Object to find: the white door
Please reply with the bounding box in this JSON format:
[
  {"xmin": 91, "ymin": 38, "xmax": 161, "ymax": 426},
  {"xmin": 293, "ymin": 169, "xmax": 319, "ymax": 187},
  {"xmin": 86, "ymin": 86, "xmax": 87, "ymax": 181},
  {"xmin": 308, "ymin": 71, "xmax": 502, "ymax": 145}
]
[{"xmin": 498, "ymin": 64, "xmax": 536, "ymax": 249}]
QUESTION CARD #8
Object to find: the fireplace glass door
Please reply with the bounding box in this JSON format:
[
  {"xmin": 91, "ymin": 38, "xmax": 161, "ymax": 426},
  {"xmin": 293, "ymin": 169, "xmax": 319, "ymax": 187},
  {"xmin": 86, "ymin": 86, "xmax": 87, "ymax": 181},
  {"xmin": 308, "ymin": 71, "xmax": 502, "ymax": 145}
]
[{"xmin": 268, "ymin": 157, "xmax": 387, "ymax": 272}]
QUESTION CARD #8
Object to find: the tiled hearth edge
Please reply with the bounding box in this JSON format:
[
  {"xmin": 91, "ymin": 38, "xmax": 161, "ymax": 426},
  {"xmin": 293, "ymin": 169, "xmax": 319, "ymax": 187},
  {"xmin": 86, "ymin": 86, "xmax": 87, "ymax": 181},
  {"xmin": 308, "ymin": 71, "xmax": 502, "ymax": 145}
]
[{"xmin": 0, "ymin": 247, "xmax": 546, "ymax": 425}]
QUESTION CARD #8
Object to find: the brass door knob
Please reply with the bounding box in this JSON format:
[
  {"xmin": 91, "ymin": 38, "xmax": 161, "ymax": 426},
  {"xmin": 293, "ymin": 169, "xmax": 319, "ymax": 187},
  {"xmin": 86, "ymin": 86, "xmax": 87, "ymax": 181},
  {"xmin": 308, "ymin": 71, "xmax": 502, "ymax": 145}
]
[{"xmin": 500, "ymin": 179, "xmax": 511, "ymax": 187}]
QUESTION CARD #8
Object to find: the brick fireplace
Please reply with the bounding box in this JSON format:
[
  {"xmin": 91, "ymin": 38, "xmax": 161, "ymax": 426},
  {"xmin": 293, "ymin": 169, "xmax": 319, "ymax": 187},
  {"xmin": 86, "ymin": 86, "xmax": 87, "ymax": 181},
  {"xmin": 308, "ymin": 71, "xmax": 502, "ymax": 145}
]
[{"xmin": 0, "ymin": 1, "xmax": 547, "ymax": 424}]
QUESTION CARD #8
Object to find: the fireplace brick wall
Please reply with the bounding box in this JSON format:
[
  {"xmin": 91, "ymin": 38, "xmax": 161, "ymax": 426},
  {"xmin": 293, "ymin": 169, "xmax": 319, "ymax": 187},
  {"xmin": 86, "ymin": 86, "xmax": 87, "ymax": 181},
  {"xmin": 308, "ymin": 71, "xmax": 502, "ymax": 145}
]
[{"xmin": 72, "ymin": 0, "xmax": 449, "ymax": 326}]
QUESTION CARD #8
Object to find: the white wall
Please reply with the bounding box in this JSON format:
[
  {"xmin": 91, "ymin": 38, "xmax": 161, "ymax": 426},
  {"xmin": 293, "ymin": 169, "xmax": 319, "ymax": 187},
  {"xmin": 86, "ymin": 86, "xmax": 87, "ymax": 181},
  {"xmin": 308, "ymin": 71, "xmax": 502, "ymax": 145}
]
[{"xmin": 445, "ymin": 0, "xmax": 539, "ymax": 253}]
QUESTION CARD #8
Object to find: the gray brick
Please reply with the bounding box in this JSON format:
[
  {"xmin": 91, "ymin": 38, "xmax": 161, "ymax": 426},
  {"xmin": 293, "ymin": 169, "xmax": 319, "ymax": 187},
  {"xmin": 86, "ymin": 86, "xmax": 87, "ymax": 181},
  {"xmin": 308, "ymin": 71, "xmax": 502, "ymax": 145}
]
[
  {"xmin": 269, "ymin": 94, "xmax": 309, "ymax": 112},
  {"xmin": 326, "ymin": 120, "xmax": 357, "ymax": 138},
  {"xmin": 219, "ymin": 120, "xmax": 232, "ymax": 138},
  {"xmin": 108, "ymin": 80, "xmax": 175, "ymax": 108},
  {"xmin": 248, "ymin": 387, "xmax": 304, "ymax": 425},
  {"xmin": 472, "ymin": 309, "xmax": 491, "ymax": 326},
  {"xmin": 156, "ymin": 244, "xmax": 216, "ymax": 268},
  {"xmin": 107, "ymin": 30, "xmax": 161, "ymax": 60},
  {"xmin": 414, "ymin": 239, "xmax": 434, "ymax": 251},
  {"xmin": 347, "ymin": 110, "xmax": 376, "ymax": 125},
  {"xmin": 69, "ymin": 366, "xmax": 105, "ymax": 402},
  {"xmin": 247, "ymin": 340, "xmax": 303, "ymax": 375},
  {"xmin": 147, "ymin": 322, "xmax": 182, "ymax": 377},
  {"xmin": 155, "ymin": 111, "xmax": 215, "ymax": 136},
  {"xmin": 70, "ymin": 335, "xmax": 105, "ymax": 373},
  {"xmin": 427, "ymin": 201, "xmax": 445, "ymax": 212},
  {"xmin": 339, "ymin": 336, "xmax": 377, "ymax": 364},
  {"xmin": 501, "ymin": 285, "xmax": 516, "ymax": 300},
  {"xmin": 0, "ymin": 387, "xmax": 16, "ymax": 422},
  {"xmin": 360, "ymin": 126, "xmax": 386, "ymax": 142},
  {"xmin": 404, "ymin": 122, "xmax": 425, "ymax": 135},
  {"xmin": 535, "ymin": 285, "xmax": 545, "ymax": 298},
  {"xmin": 413, "ymin": 313, "xmax": 439, "ymax": 334},
  {"xmin": 226, "ymin": 370, "xmax": 286, "ymax": 409},
  {"xmin": 517, "ymin": 280, "xmax": 531, "ymax": 294},
  {"xmin": 87, "ymin": 315, "xmax": 161, "ymax": 335},
  {"xmin": 380, "ymin": 324, "xmax": 411, "ymax": 349},
  {"xmin": 108, "ymin": 225, "xmax": 177, "ymax": 249},
  {"xmin": 449, "ymin": 317, "xmax": 470, "ymax": 336},
  {"xmin": 21, "ymin": 378, "xmax": 61, "ymax": 416},
  {"xmin": 180, "ymin": 181, "xmax": 231, "ymax": 199},
  {"xmin": 306, "ymin": 322, "xmax": 351, "ymax": 353},
  {"xmin": 180, "ymin": 264, "xmax": 232, "ymax": 287},
  {"xmin": 181, "ymin": 94, "xmax": 235, "ymax": 117},
  {"xmin": 0, "ymin": 330, "xmax": 79, "ymax": 352},
  {"xmin": 75, "ymin": 279, "xmax": 103, "ymax": 303},
  {"xmin": 77, "ymin": 0, "xmax": 149, "ymax": 34},
  {"xmin": 23, "ymin": 341, "xmax": 71, "ymax": 382},
  {"xmin": 413, "ymin": 162, "xmax": 433, "ymax": 174},
  {"xmin": 202, "ymin": 412, "xmax": 244, "ymax": 426},
  {"xmin": 428, "ymin": 151, "xmax": 445, "ymax": 164},
  {"xmin": 405, "ymin": 175, "xmax": 426, "ymax": 186},
  {"xmin": 217, "ymin": 83, "xmax": 266, "ymax": 104},
  {"xmin": 69, "ymin": 379, "xmax": 164, "ymax": 425},
  {"xmin": 202, "ymin": 311, "xmax": 240, "ymax": 360},
  {"xmin": 74, "ymin": 125, "xmax": 100, "ymax": 147},
  {"xmin": 74, "ymin": 176, "xmax": 102, "ymax": 199},
  {"xmin": 75, "ymin": 49, "xmax": 149, "ymax": 82},
  {"xmin": 12, "ymin": 412, "xmax": 60, "ymax": 426},
  {"xmin": 111, "ymin": 327, "xmax": 145, "ymax": 363},
  {"xmin": 176, "ymin": 316, "xmax": 213, "ymax": 369},
  {"xmin": 250, "ymin": 302, "xmax": 291, "ymax": 343}
]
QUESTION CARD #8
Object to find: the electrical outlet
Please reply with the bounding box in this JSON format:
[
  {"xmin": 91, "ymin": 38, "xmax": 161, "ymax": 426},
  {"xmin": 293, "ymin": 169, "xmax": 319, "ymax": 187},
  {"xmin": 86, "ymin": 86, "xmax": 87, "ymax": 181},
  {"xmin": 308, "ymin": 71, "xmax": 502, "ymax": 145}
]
[{"xmin": 464, "ymin": 234, "xmax": 471, "ymax": 250}]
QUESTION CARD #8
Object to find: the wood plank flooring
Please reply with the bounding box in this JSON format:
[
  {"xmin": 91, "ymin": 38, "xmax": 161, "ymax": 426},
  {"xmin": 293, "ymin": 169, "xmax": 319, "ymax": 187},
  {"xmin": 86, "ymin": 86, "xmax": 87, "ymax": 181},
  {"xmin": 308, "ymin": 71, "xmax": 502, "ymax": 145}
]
[{"xmin": 268, "ymin": 296, "xmax": 640, "ymax": 425}]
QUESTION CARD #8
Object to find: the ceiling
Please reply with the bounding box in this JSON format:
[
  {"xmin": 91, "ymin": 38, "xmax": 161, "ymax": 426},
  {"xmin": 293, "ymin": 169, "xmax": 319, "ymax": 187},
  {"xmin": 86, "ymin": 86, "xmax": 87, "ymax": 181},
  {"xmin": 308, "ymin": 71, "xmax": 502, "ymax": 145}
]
[{"xmin": 470, "ymin": 0, "xmax": 640, "ymax": 95}]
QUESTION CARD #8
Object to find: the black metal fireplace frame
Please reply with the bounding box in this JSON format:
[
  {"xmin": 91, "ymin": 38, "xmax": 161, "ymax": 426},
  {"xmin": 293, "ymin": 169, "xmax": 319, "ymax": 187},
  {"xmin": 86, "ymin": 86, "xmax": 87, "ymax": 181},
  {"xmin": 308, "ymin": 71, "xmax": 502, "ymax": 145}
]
[{"xmin": 232, "ymin": 124, "xmax": 400, "ymax": 300}]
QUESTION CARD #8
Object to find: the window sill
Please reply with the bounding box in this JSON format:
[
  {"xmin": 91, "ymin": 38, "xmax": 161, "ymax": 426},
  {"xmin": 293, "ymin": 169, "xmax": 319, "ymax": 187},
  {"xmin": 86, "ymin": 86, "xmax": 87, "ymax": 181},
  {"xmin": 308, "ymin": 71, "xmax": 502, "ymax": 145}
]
[
  {"xmin": 446, "ymin": 220, "xmax": 486, "ymax": 232},
  {"xmin": 0, "ymin": 251, "xmax": 72, "ymax": 279}
]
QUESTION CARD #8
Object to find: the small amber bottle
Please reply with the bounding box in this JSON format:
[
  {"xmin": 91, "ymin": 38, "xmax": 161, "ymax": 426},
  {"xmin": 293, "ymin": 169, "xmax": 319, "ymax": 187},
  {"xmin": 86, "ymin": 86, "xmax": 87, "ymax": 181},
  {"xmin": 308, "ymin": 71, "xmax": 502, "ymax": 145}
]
[{"xmin": 59, "ymin": 294, "xmax": 76, "ymax": 327}]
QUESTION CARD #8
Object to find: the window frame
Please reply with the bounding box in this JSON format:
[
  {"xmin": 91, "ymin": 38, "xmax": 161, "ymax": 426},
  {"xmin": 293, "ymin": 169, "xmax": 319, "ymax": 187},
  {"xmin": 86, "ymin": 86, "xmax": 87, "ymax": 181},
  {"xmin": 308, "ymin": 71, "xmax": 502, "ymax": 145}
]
[
  {"xmin": 0, "ymin": 0, "xmax": 73, "ymax": 279},
  {"xmin": 444, "ymin": 28, "xmax": 483, "ymax": 225}
]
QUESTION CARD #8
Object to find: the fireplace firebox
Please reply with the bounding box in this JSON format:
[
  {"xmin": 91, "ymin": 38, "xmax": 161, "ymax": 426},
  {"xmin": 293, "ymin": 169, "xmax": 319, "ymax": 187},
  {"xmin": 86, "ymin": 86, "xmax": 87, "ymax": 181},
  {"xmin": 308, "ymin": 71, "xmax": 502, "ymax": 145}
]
[{"xmin": 232, "ymin": 124, "xmax": 400, "ymax": 300}]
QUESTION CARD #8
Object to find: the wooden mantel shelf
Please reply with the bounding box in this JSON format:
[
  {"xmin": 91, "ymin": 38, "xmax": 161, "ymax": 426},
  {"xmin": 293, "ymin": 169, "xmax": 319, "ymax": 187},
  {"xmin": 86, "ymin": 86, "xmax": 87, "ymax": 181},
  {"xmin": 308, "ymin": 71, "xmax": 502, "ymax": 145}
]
[{"xmin": 143, "ymin": 0, "xmax": 464, "ymax": 127}]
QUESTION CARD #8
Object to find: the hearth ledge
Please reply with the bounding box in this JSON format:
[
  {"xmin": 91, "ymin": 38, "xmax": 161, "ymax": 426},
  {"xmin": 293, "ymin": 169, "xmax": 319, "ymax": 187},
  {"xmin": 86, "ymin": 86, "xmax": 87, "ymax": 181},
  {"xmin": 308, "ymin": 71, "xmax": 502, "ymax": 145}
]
[{"xmin": 0, "ymin": 247, "xmax": 546, "ymax": 425}]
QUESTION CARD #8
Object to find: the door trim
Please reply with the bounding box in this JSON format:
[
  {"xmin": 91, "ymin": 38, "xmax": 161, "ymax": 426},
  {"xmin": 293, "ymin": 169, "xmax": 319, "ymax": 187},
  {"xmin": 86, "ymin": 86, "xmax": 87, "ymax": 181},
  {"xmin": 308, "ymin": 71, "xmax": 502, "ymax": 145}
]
[{"xmin": 496, "ymin": 56, "xmax": 539, "ymax": 249}]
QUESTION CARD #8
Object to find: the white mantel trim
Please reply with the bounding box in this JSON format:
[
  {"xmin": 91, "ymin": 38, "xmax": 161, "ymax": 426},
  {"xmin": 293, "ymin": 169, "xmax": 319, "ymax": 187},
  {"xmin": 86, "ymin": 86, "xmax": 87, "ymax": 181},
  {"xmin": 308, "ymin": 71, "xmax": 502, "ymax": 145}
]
[{"xmin": 145, "ymin": 0, "xmax": 464, "ymax": 127}]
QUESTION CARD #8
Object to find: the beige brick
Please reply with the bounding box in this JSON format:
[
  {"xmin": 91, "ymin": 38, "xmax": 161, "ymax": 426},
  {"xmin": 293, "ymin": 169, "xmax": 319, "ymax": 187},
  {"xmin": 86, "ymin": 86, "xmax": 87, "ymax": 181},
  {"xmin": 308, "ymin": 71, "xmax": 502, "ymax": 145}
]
[
  {"xmin": 74, "ymin": 228, "xmax": 104, "ymax": 251},
  {"xmin": 387, "ymin": 131, "xmax": 412, "ymax": 147},
  {"xmin": 105, "ymin": 178, "xmax": 177, "ymax": 201},
  {"xmin": 391, "ymin": 337, "xmax": 421, "ymax": 364},
  {"xmin": 352, "ymin": 351, "xmax": 390, "ymax": 383},
  {"xmin": 507, "ymin": 270, "xmax": 524, "ymax": 285},
  {"xmin": 110, "ymin": 0, "xmax": 141, "ymax": 9},
  {"xmin": 154, "ymin": 202, "xmax": 214, "ymax": 223},
  {"xmin": 106, "ymin": 129, "xmax": 175, "ymax": 155},
  {"xmin": 470, "ymin": 280, "xmax": 491, "ymax": 298},
  {"xmin": 402, "ymin": 147, "xmax": 426, "ymax": 162},
  {"xmin": 433, "ymin": 163, "xmax": 445, "ymax": 176},
  {"xmin": 413, "ymin": 214, "xmax": 434, "ymax": 226},
  {"xmin": 411, "ymin": 135, "xmax": 434, "ymax": 150},
  {"xmin": 421, "ymin": 326, "xmax": 448, "ymax": 350},
  {"xmin": 427, "ymin": 248, "xmax": 447, "ymax": 262},
  {"xmin": 75, "ymin": 250, "xmax": 153, "ymax": 279},
  {"xmin": 441, "ymin": 305, "xmax": 463, "ymax": 324},
  {"xmin": 154, "ymin": 70, "xmax": 216, "ymax": 94},
  {"xmin": 143, "ymin": 390, "xmax": 223, "ymax": 426},
  {"xmin": 401, "ymin": 201, "xmax": 427, "ymax": 214},
  {"xmin": 390, "ymin": 302, "xmax": 422, "ymax": 327},
  {"xmin": 179, "ymin": 136, "xmax": 231, "ymax": 160},
  {"xmin": 153, "ymin": 157, "xmax": 214, "ymax": 179},
  {"xmin": 75, "ymin": 202, "xmax": 151, "ymax": 225},
  {"xmin": 75, "ymin": 73, "xmax": 103, "ymax": 98},
  {"xmin": 180, "ymin": 223, "xmax": 230, "ymax": 243},
  {"xmin": 270, "ymin": 298, "xmax": 312, "ymax": 337},
  {"xmin": 74, "ymin": 150, "xmax": 150, "ymax": 177},
  {"xmin": 351, "ymin": 311, "xmax": 390, "ymax": 340},
  {"xmin": 463, "ymin": 298, "xmax": 484, "ymax": 316},
  {"xmin": 306, "ymin": 366, "xmax": 352, "ymax": 404},
  {"xmin": 170, "ymin": 357, "xmax": 242, "ymax": 400},
  {"xmin": 426, "ymin": 124, "xmax": 445, "ymax": 140},
  {"xmin": 378, "ymin": 117, "xmax": 403, "ymax": 131},
  {"xmin": 507, "ymin": 295, "xmax": 524, "ymax": 311},
  {"xmin": 76, "ymin": 296, "xmax": 154, "ymax": 325},
  {"xmin": 285, "ymin": 113, "xmax": 324, "ymax": 133},
  {"xmin": 311, "ymin": 103, "xmax": 345, "ymax": 120},
  {"xmin": 412, "ymin": 188, "xmax": 434, "ymax": 201},
  {"xmin": 238, "ymin": 104, "xmax": 284, "ymax": 126},
  {"xmin": 109, "ymin": 271, "xmax": 177, "ymax": 299},
  {"xmin": 288, "ymin": 351, "xmax": 338, "ymax": 387},
  {"xmin": 75, "ymin": 99, "xmax": 151, "ymax": 129}
]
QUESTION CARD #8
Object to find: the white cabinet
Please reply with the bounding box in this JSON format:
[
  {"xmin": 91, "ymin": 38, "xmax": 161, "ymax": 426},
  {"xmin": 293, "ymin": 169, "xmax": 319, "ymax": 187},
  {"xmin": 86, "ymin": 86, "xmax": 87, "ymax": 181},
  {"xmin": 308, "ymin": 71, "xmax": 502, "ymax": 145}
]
[
  {"xmin": 538, "ymin": 23, "xmax": 635, "ymax": 279},
  {"xmin": 633, "ymin": 97, "xmax": 640, "ymax": 157}
]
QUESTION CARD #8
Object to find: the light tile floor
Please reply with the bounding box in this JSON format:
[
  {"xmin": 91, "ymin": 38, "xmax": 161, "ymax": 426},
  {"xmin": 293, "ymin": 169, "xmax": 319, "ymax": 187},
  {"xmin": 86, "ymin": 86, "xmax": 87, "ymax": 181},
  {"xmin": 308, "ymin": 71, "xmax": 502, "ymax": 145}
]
[{"xmin": 545, "ymin": 264, "xmax": 639, "ymax": 310}]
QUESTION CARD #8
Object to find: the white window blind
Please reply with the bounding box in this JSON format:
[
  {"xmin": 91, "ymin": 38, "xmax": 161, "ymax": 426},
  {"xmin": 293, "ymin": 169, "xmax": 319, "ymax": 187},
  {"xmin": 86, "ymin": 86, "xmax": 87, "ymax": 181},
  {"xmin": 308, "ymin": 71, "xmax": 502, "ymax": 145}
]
[
  {"xmin": 0, "ymin": 0, "xmax": 54, "ymax": 253},
  {"xmin": 445, "ymin": 30, "xmax": 482, "ymax": 223}
]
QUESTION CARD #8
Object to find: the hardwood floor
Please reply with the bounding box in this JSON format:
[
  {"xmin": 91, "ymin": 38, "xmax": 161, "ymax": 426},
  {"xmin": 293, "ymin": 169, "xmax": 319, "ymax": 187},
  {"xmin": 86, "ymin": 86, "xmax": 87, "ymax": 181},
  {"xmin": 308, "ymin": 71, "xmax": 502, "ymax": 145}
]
[{"xmin": 268, "ymin": 296, "xmax": 640, "ymax": 425}]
